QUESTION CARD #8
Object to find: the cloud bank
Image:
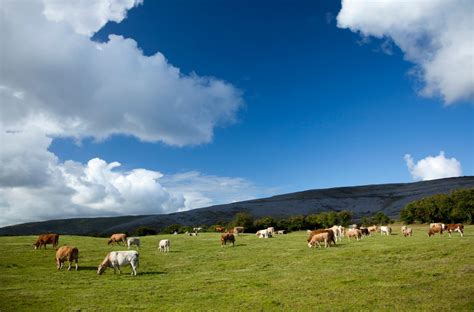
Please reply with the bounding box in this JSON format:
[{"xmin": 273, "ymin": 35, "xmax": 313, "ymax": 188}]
[
  {"xmin": 0, "ymin": 1, "xmax": 257, "ymax": 227},
  {"xmin": 337, "ymin": 0, "xmax": 474, "ymax": 104},
  {"xmin": 404, "ymin": 151, "xmax": 463, "ymax": 181}
]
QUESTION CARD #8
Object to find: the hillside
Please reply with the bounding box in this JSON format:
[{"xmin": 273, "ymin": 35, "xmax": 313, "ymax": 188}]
[{"xmin": 1, "ymin": 176, "xmax": 473, "ymax": 235}]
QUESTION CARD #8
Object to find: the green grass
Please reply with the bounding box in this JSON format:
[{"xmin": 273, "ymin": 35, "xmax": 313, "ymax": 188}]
[{"xmin": 0, "ymin": 225, "xmax": 473, "ymax": 311}]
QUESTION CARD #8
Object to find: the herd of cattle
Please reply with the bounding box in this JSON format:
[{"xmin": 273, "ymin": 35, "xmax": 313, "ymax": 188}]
[{"xmin": 32, "ymin": 222, "xmax": 465, "ymax": 276}]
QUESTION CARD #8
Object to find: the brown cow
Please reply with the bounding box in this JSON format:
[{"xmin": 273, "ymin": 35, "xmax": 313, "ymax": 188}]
[
  {"xmin": 221, "ymin": 233, "xmax": 235, "ymax": 247},
  {"xmin": 445, "ymin": 224, "xmax": 464, "ymax": 237},
  {"xmin": 108, "ymin": 233, "xmax": 128, "ymax": 245},
  {"xmin": 428, "ymin": 224, "xmax": 443, "ymax": 237},
  {"xmin": 215, "ymin": 226, "xmax": 225, "ymax": 233},
  {"xmin": 55, "ymin": 246, "xmax": 79, "ymax": 271},
  {"xmin": 33, "ymin": 234, "xmax": 59, "ymax": 250},
  {"xmin": 307, "ymin": 229, "xmax": 336, "ymax": 246},
  {"xmin": 308, "ymin": 232, "xmax": 330, "ymax": 248}
]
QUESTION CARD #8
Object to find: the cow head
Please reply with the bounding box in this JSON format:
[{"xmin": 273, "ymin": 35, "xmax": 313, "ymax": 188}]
[
  {"xmin": 107, "ymin": 239, "xmax": 113, "ymax": 245},
  {"xmin": 33, "ymin": 242, "xmax": 39, "ymax": 250},
  {"xmin": 97, "ymin": 264, "xmax": 106, "ymax": 275}
]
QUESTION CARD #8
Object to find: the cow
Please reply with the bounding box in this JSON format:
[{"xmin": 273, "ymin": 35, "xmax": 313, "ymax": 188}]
[
  {"xmin": 428, "ymin": 224, "xmax": 443, "ymax": 237},
  {"xmin": 329, "ymin": 225, "xmax": 344, "ymax": 242},
  {"xmin": 380, "ymin": 226, "xmax": 392, "ymax": 236},
  {"xmin": 256, "ymin": 229, "xmax": 271, "ymax": 238},
  {"xmin": 360, "ymin": 227, "xmax": 370, "ymax": 237},
  {"xmin": 308, "ymin": 232, "xmax": 330, "ymax": 248},
  {"xmin": 186, "ymin": 232, "xmax": 198, "ymax": 237},
  {"xmin": 97, "ymin": 250, "xmax": 139, "ymax": 276},
  {"xmin": 159, "ymin": 239, "xmax": 170, "ymax": 252},
  {"xmin": 108, "ymin": 233, "xmax": 127, "ymax": 245},
  {"xmin": 276, "ymin": 230, "xmax": 286, "ymax": 235},
  {"xmin": 221, "ymin": 233, "xmax": 235, "ymax": 247},
  {"xmin": 233, "ymin": 227, "xmax": 244, "ymax": 235},
  {"xmin": 402, "ymin": 227, "xmax": 413, "ymax": 237},
  {"xmin": 127, "ymin": 237, "xmax": 140, "ymax": 249},
  {"xmin": 55, "ymin": 246, "xmax": 79, "ymax": 271},
  {"xmin": 367, "ymin": 225, "xmax": 378, "ymax": 234},
  {"xmin": 193, "ymin": 227, "xmax": 202, "ymax": 233},
  {"xmin": 215, "ymin": 226, "xmax": 225, "ymax": 233},
  {"xmin": 307, "ymin": 229, "xmax": 336, "ymax": 246},
  {"xmin": 266, "ymin": 227, "xmax": 275, "ymax": 236},
  {"xmin": 346, "ymin": 229, "xmax": 362, "ymax": 241},
  {"xmin": 445, "ymin": 224, "xmax": 464, "ymax": 237},
  {"xmin": 33, "ymin": 234, "xmax": 59, "ymax": 250}
]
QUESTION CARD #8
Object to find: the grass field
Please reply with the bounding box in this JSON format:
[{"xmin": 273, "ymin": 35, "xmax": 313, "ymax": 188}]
[{"xmin": 0, "ymin": 225, "xmax": 473, "ymax": 311}]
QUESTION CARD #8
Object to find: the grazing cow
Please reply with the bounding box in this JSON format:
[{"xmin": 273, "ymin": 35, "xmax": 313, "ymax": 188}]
[
  {"xmin": 33, "ymin": 234, "xmax": 59, "ymax": 250},
  {"xmin": 307, "ymin": 229, "xmax": 336, "ymax": 246},
  {"xmin": 127, "ymin": 237, "xmax": 140, "ymax": 249},
  {"xmin": 159, "ymin": 239, "xmax": 170, "ymax": 252},
  {"xmin": 445, "ymin": 224, "xmax": 464, "ymax": 237},
  {"xmin": 276, "ymin": 230, "xmax": 286, "ymax": 235},
  {"xmin": 193, "ymin": 227, "xmax": 202, "ymax": 233},
  {"xmin": 108, "ymin": 233, "xmax": 127, "ymax": 245},
  {"xmin": 308, "ymin": 232, "xmax": 329, "ymax": 248},
  {"xmin": 402, "ymin": 227, "xmax": 413, "ymax": 237},
  {"xmin": 346, "ymin": 229, "xmax": 362, "ymax": 241},
  {"xmin": 428, "ymin": 224, "xmax": 443, "ymax": 237},
  {"xmin": 215, "ymin": 226, "xmax": 225, "ymax": 233},
  {"xmin": 97, "ymin": 251, "xmax": 139, "ymax": 276},
  {"xmin": 256, "ymin": 229, "xmax": 271, "ymax": 238},
  {"xmin": 367, "ymin": 225, "xmax": 378, "ymax": 234},
  {"xmin": 187, "ymin": 232, "xmax": 198, "ymax": 237},
  {"xmin": 380, "ymin": 226, "xmax": 392, "ymax": 236},
  {"xmin": 221, "ymin": 233, "xmax": 235, "ymax": 247},
  {"xmin": 233, "ymin": 227, "xmax": 245, "ymax": 235},
  {"xmin": 55, "ymin": 246, "xmax": 79, "ymax": 271}
]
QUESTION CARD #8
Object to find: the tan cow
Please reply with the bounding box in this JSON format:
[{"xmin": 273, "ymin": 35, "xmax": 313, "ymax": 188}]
[
  {"xmin": 367, "ymin": 225, "xmax": 378, "ymax": 233},
  {"xmin": 108, "ymin": 233, "xmax": 128, "ymax": 245},
  {"xmin": 55, "ymin": 246, "xmax": 79, "ymax": 271},
  {"xmin": 308, "ymin": 232, "xmax": 329, "ymax": 248},
  {"xmin": 428, "ymin": 224, "xmax": 443, "ymax": 237},
  {"xmin": 215, "ymin": 226, "xmax": 226, "ymax": 232},
  {"xmin": 233, "ymin": 227, "xmax": 244, "ymax": 235},
  {"xmin": 346, "ymin": 229, "xmax": 362, "ymax": 241},
  {"xmin": 33, "ymin": 234, "xmax": 59, "ymax": 250},
  {"xmin": 307, "ymin": 229, "xmax": 336, "ymax": 246},
  {"xmin": 402, "ymin": 227, "xmax": 413, "ymax": 237}
]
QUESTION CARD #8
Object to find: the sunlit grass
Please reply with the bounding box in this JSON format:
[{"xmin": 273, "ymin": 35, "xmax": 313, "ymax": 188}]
[{"xmin": 0, "ymin": 224, "xmax": 473, "ymax": 311}]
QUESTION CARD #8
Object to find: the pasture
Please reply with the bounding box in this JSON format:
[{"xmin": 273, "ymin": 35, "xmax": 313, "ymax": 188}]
[{"xmin": 0, "ymin": 225, "xmax": 473, "ymax": 311}]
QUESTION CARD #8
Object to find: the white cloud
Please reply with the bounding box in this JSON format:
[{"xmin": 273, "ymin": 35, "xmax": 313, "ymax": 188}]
[
  {"xmin": 1, "ymin": 0, "xmax": 242, "ymax": 146},
  {"xmin": 337, "ymin": 0, "xmax": 474, "ymax": 104},
  {"xmin": 404, "ymin": 151, "xmax": 463, "ymax": 181},
  {"xmin": 43, "ymin": 0, "xmax": 143, "ymax": 36},
  {"xmin": 0, "ymin": 1, "xmax": 262, "ymax": 227}
]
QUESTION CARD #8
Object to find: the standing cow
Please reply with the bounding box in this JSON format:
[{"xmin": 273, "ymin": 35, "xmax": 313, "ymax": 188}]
[
  {"xmin": 108, "ymin": 233, "xmax": 128, "ymax": 245},
  {"xmin": 221, "ymin": 233, "xmax": 235, "ymax": 247},
  {"xmin": 97, "ymin": 251, "xmax": 139, "ymax": 276},
  {"xmin": 445, "ymin": 224, "xmax": 464, "ymax": 237},
  {"xmin": 159, "ymin": 239, "xmax": 170, "ymax": 252},
  {"xmin": 428, "ymin": 224, "xmax": 444, "ymax": 237},
  {"xmin": 55, "ymin": 246, "xmax": 79, "ymax": 271}
]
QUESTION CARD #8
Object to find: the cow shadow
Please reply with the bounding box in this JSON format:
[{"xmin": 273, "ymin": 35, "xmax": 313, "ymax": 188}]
[
  {"xmin": 78, "ymin": 266, "xmax": 98, "ymax": 271},
  {"xmin": 138, "ymin": 271, "xmax": 166, "ymax": 276}
]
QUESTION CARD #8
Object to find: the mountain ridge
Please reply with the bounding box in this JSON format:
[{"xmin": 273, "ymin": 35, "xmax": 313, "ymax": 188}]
[{"xmin": 1, "ymin": 176, "xmax": 473, "ymax": 235}]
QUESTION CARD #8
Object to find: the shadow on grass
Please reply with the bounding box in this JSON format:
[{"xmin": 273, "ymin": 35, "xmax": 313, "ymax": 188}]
[
  {"xmin": 78, "ymin": 266, "xmax": 99, "ymax": 271},
  {"xmin": 138, "ymin": 271, "xmax": 166, "ymax": 276}
]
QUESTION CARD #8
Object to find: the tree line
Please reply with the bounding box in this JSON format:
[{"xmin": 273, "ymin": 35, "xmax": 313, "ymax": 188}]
[{"xmin": 400, "ymin": 188, "xmax": 474, "ymax": 224}]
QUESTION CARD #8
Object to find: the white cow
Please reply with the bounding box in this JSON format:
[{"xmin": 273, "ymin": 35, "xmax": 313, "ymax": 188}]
[
  {"xmin": 380, "ymin": 226, "xmax": 392, "ymax": 235},
  {"xmin": 266, "ymin": 227, "xmax": 275, "ymax": 236},
  {"xmin": 430, "ymin": 223, "xmax": 446, "ymax": 230},
  {"xmin": 159, "ymin": 239, "xmax": 170, "ymax": 252},
  {"xmin": 329, "ymin": 225, "xmax": 344, "ymax": 242},
  {"xmin": 97, "ymin": 251, "xmax": 139, "ymax": 276},
  {"xmin": 193, "ymin": 227, "xmax": 202, "ymax": 233},
  {"xmin": 127, "ymin": 237, "xmax": 140, "ymax": 249},
  {"xmin": 256, "ymin": 229, "xmax": 271, "ymax": 238}
]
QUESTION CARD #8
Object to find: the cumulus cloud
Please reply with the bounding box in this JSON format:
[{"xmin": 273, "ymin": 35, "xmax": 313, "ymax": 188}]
[
  {"xmin": 1, "ymin": 0, "xmax": 242, "ymax": 146},
  {"xmin": 404, "ymin": 151, "xmax": 463, "ymax": 181},
  {"xmin": 43, "ymin": 0, "xmax": 143, "ymax": 36},
  {"xmin": 0, "ymin": 1, "xmax": 260, "ymax": 227},
  {"xmin": 337, "ymin": 0, "xmax": 474, "ymax": 104}
]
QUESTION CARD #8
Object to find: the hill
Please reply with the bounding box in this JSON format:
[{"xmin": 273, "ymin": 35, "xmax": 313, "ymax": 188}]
[{"xmin": 1, "ymin": 176, "xmax": 473, "ymax": 235}]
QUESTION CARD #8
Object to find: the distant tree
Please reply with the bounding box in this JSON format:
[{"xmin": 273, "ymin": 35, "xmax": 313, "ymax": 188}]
[
  {"xmin": 338, "ymin": 210, "xmax": 353, "ymax": 227},
  {"xmin": 287, "ymin": 215, "xmax": 306, "ymax": 231},
  {"xmin": 371, "ymin": 212, "xmax": 391, "ymax": 225},
  {"xmin": 161, "ymin": 224, "xmax": 182, "ymax": 234},
  {"xmin": 305, "ymin": 214, "xmax": 321, "ymax": 229},
  {"xmin": 254, "ymin": 217, "xmax": 276, "ymax": 229},
  {"xmin": 231, "ymin": 212, "xmax": 254, "ymax": 232},
  {"xmin": 133, "ymin": 226, "xmax": 157, "ymax": 236}
]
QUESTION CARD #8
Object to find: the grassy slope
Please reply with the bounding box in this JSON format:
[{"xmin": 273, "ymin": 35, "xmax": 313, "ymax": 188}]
[{"xmin": 0, "ymin": 225, "xmax": 473, "ymax": 311}]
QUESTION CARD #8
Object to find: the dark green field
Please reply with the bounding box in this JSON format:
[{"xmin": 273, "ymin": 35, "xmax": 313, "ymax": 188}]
[{"xmin": 1, "ymin": 225, "xmax": 473, "ymax": 311}]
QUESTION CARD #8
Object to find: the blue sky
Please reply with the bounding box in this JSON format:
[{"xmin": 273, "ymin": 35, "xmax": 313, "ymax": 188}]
[{"xmin": 1, "ymin": 0, "xmax": 473, "ymax": 225}]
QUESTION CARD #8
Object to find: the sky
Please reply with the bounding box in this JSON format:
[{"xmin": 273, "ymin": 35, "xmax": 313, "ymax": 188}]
[{"xmin": 0, "ymin": 0, "xmax": 473, "ymax": 226}]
